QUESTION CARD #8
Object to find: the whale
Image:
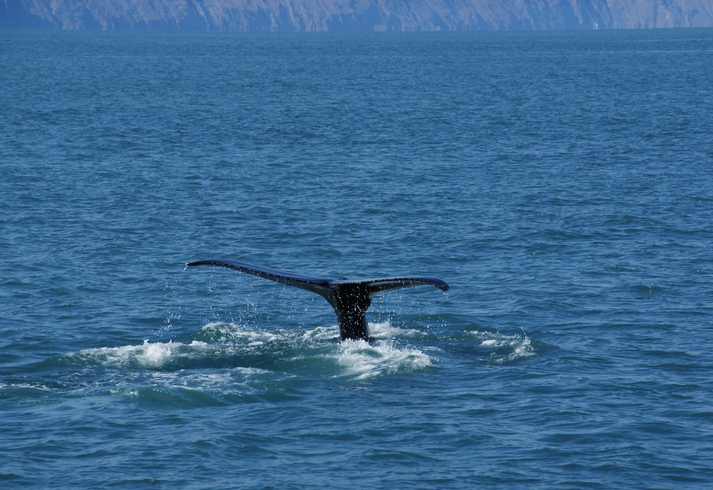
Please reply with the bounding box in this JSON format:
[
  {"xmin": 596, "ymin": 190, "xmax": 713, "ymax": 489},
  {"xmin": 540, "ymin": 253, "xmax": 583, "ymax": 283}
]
[{"xmin": 186, "ymin": 259, "xmax": 449, "ymax": 341}]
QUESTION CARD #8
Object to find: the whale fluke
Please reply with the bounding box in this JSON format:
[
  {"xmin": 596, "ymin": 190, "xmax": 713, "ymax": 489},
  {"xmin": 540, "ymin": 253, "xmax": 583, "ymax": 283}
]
[{"xmin": 186, "ymin": 259, "xmax": 449, "ymax": 341}]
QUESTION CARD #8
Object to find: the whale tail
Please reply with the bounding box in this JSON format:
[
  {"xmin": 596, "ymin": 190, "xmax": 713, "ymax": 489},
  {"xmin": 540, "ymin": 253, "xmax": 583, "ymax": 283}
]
[{"xmin": 186, "ymin": 259, "xmax": 449, "ymax": 341}]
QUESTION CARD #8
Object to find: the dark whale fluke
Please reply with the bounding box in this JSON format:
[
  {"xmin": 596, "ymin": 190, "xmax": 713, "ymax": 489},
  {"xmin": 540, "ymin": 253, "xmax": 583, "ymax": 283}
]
[{"xmin": 186, "ymin": 259, "xmax": 449, "ymax": 341}]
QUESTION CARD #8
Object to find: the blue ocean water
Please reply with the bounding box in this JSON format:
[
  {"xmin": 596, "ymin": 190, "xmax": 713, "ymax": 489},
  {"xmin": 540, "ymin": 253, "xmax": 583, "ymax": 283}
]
[{"xmin": 1, "ymin": 28, "xmax": 713, "ymax": 487}]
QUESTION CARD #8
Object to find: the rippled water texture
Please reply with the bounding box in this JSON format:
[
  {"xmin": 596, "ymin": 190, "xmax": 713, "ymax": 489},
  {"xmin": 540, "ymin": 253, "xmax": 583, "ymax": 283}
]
[{"xmin": 1, "ymin": 29, "xmax": 713, "ymax": 487}]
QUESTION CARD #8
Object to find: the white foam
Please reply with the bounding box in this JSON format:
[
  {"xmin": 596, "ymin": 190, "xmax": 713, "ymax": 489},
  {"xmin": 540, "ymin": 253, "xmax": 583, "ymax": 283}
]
[
  {"xmin": 66, "ymin": 321, "xmax": 434, "ymax": 380},
  {"xmin": 146, "ymin": 368, "xmax": 272, "ymax": 390},
  {"xmin": 201, "ymin": 321, "xmax": 281, "ymax": 343},
  {"xmin": 206, "ymin": 320, "xmax": 434, "ymax": 379},
  {"xmin": 507, "ymin": 336, "xmax": 534, "ymax": 363},
  {"xmin": 334, "ymin": 338, "xmax": 432, "ymax": 380},
  {"xmin": 468, "ymin": 330, "xmax": 536, "ymax": 363},
  {"xmin": 367, "ymin": 320, "xmax": 423, "ymax": 339},
  {"xmin": 97, "ymin": 362, "xmax": 279, "ymax": 397},
  {"xmin": 71, "ymin": 339, "xmax": 211, "ymax": 369},
  {"xmin": 0, "ymin": 382, "xmax": 52, "ymax": 391}
]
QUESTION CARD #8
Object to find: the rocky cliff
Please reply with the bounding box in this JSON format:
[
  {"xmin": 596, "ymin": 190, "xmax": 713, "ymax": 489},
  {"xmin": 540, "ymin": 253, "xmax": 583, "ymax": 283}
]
[{"xmin": 2, "ymin": 0, "xmax": 713, "ymax": 30}]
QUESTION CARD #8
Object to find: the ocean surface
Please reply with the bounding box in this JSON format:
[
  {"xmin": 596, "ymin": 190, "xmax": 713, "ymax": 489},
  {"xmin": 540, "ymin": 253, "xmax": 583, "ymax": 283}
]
[{"xmin": 1, "ymin": 28, "xmax": 713, "ymax": 488}]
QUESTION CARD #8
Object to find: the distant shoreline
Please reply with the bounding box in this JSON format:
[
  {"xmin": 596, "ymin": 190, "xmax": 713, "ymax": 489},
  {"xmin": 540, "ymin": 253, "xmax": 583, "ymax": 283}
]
[{"xmin": 3, "ymin": 0, "xmax": 713, "ymax": 32}]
